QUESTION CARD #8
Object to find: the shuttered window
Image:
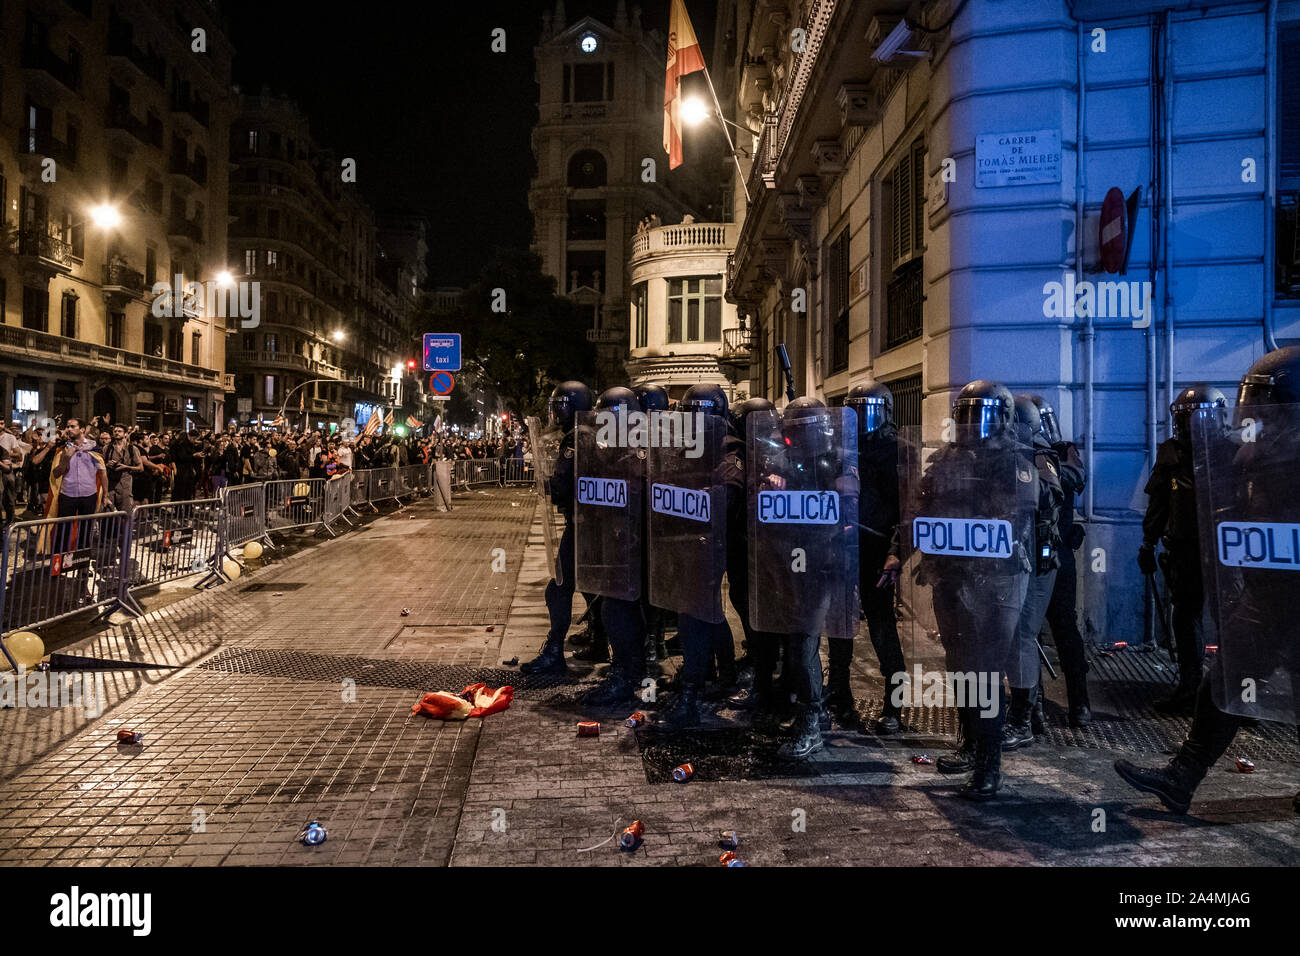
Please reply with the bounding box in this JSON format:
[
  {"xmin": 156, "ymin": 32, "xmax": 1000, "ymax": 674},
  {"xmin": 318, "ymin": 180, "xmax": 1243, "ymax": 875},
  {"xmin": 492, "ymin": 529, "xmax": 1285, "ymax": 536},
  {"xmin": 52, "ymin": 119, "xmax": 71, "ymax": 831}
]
[{"xmin": 1278, "ymin": 23, "xmax": 1300, "ymax": 299}]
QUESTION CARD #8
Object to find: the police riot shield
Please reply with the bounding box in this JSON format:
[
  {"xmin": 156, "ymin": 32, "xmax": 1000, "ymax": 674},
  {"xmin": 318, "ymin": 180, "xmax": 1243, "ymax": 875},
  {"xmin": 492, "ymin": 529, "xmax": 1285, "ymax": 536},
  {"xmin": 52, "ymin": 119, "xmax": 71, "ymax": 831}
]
[
  {"xmin": 647, "ymin": 412, "xmax": 727, "ymax": 622},
  {"xmin": 574, "ymin": 410, "xmax": 643, "ymax": 600},
  {"xmin": 896, "ymin": 425, "xmax": 1038, "ymax": 695},
  {"xmin": 747, "ymin": 407, "xmax": 859, "ymax": 638},
  {"xmin": 1192, "ymin": 407, "xmax": 1299, "ymax": 723},
  {"xmin": 526, "ymin": 416, "xmax": 563, "ymax": 582}
]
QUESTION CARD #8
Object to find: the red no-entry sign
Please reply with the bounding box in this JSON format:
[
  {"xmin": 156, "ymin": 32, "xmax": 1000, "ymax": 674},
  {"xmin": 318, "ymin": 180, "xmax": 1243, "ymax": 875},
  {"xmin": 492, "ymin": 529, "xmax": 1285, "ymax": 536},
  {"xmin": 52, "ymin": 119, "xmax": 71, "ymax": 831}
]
[{"xmin": 429, "ymin": 371, "xmax": 455, "ymax": 395}]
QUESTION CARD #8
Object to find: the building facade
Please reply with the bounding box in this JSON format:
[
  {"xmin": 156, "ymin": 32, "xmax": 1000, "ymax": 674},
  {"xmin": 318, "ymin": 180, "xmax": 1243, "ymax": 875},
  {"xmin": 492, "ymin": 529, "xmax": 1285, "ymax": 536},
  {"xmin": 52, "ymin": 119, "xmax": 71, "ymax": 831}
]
[
  {"xmin": 0, "ymin": 0, "xmax": 234, "ymax": 431},
  {"xmin": 626, "ymin": 219, "xmax": 745, "ymax": 401},
  {"xmin": 228, "ymin": 92, "xmax": 427, "ymax": 433},
  {"xmin": 530, "ymin": 0, "xmax": 719, "ymax": 388},
  {"xmin": 719, "ymin": 0, "xmax": 1300, "ymax": 643}
]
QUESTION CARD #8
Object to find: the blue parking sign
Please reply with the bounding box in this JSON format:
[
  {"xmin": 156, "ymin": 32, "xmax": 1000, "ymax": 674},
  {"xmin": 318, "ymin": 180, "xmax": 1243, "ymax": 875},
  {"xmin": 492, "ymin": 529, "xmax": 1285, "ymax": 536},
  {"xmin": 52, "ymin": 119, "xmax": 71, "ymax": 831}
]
[{"xmin": 423, "ymin": 333, "xmax": 461, "ymax": 372}]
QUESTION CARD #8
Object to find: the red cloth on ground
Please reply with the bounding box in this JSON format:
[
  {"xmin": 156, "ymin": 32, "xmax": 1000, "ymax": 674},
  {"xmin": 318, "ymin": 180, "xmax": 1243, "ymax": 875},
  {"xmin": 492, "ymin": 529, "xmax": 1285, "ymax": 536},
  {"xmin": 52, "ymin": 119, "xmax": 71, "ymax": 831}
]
[{"xmin": 411, "ymin": 684, "xmax": 514, "ymax": 720}]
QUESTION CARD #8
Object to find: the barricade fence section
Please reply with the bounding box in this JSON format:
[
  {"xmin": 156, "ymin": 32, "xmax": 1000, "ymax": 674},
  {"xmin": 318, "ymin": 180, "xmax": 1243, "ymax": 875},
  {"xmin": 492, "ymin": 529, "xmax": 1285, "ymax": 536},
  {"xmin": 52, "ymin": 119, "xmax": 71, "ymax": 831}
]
[
  {"xmin": 0, "ymin": 511, "xmax": 131, "ymax": 643},
  {"xmin": 264, "ymin": 478, "xmax": 326, "ymax": 533},
  {"xmin": 503, "ymin": 459, "xmax": 533, "ymax": 485},
  {"xmin": 119, "ymin": 499, "xmax": 222, "ymax": 613},
  {"xmin": 368, "ymin": 467, "xmax": 400, "ymax": 504},
  {"xmin": 219, "ymin": 482, "xmax": 269, "ymax": 552},
  {"xmin": 322, "ymin": 474, "xmax": 353, "ymax": 535}
]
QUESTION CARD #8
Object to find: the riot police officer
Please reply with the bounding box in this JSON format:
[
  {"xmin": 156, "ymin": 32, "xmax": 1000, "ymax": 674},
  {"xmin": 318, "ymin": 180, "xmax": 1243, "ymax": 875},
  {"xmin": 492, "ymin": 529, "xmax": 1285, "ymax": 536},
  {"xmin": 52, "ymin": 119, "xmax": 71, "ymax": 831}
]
[
  {"xmin": 1031, "ymin": 395, "xmax": 1092, "ymax": 726},
  {"xmin": 1138, "ymin": 384, "xmax": 1227, "ymax": 712},
  {"xmin": 1116, "ymin": 347, "xmax": 1300, "ymax": 815},
  {"xmin": 722, "ymin": 397, "xmax": 784, "ymax": 719},
  {"xmin": 656, "ymin": 383, "xmax": 734, "ymax": 728},
  {"xmin": 750, "ymin": 397, "xmax": 859, "ymax": 759},
  {"xmin": 918, "ymin": 381, "xmax": 1035, "ymax": 800},
  {"xmin": 522, "ymin": 380, "xmax": 593, "ymax": 675},
  {"xmin": 579, "ymin": 386, "xmax": 648, "ymax": 706},
  {"xmin": 825, "ymin": 380, "xmax": 907, "ymax": 734},
  {"xmin": 1001, "ymin": 396, "xmax": 1064, "ymax": 751}
]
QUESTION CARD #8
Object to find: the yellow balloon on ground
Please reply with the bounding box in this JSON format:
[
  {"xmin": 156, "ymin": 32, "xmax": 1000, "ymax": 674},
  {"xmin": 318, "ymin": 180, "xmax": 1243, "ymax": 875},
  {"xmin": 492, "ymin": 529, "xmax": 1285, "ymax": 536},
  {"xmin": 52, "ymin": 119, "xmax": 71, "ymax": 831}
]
[
  {"xmin": 243, "ymin": 541, "xmax": 264, "ymax": 561},
  {"xmin": 3, "ymin": 632, "xmax": 45, "ymax": 671},
  {"xmin": 222, "ymin": 559, "xmax": 242, "ymax": 580}
]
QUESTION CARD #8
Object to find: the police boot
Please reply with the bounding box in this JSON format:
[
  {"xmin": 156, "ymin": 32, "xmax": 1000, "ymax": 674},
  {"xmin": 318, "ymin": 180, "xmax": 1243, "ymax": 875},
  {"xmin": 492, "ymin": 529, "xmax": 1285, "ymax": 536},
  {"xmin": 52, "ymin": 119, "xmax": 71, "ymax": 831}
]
[
  {"xmin": 777, "ymin": 705, "xmax": 824, "ymax": 760},
  {"xmin": 1030, "ymin": 683, "xmax": 1047, "ymax": 736},
  {"xmin": 572, "ymin": 633, "xmax": 610, "ymax": 663},
  {"xmin": 581, "ymin": 669, "xmax": 638, "ymax": 708},
  {"xmin": 873, "ymin": 699, "xmax": 902, "ymax": 736},
  {"xmin": 568, "ymin": 609, "xmax": 596, "ymax": 648},
  {"xmin": 823, "ymin": 640, "xmax": 855, "ymax": 718},
  {"xmin": 1153, "ymin": 676, "xmax": 1199, "ymax": 715},
  {"xmin": 937, "ymin": 707, "xmax": 976, "ymax": 774},
  {"xmin": 1113, "ymin": 754, "xmax": 1206, "ymax": 815},
  {"xmin": 1000, "ymin": 687, "xmax": 1035, "ymax": 751},
  {"xmin": 1064, "ymin": 667, "xmax": 1093, "ymax": 727},
  {"xmin": 959, "ymin": 739, "xmax": 1002, "ymax": 802},
  {"xmin": 658, "ymin": 683, "xmax": 702, "ymax": 731},
  {"xmin": 520, "ymin": 638, "xmax": 567, "ymax": 675}
]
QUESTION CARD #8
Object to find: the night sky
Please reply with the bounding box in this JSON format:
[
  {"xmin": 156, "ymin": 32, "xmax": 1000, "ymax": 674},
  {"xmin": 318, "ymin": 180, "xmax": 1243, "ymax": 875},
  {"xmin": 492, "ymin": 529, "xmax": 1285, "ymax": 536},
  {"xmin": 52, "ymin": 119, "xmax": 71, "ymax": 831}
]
[{"xmin": 221, "ymin": 0, "xmax": 719, "ymax": 287}]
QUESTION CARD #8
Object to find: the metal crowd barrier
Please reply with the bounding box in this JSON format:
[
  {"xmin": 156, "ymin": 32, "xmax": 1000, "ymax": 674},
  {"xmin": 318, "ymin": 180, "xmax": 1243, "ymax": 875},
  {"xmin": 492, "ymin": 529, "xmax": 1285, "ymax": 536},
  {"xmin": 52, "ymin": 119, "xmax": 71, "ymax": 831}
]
[
  {"xmin": 345, "ymin": 468, "xmax": 367, "ymax": 517},
  {"xmin": 117, "ymin": 499, "xmax": 223, "ymax": 614},
  {"xmin": 502, "ymin": 459, "xmax": 533, "ymax": 485},
  {"xmin": 321, "ymin": 474, "xmax": 354, "ymax": 537},
  {"xmin": 0, "ymin": 511, "xmax": 131, "ymax": 657},
  {"xmin": 367, "ymin": 467, "xmax": 401, "ymax": 507},
  {"xmin": 264, "ymin": 478, "xmax": 326, "ymax": 534},
  {"xmin": 219, "ymin": 482, "xmax": 271, "ymax": 555},
  {"xmin": 453, "ymin": 459, "xmax": 499, "ymax": 488}
]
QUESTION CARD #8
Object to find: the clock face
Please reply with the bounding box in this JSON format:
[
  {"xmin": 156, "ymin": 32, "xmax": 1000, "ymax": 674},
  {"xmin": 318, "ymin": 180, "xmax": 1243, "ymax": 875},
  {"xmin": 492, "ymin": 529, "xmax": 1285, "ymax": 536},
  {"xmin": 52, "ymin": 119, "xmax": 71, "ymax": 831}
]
[{"xmin": 580, "ymin": 33, "xmax": 598, "ymax": 53}]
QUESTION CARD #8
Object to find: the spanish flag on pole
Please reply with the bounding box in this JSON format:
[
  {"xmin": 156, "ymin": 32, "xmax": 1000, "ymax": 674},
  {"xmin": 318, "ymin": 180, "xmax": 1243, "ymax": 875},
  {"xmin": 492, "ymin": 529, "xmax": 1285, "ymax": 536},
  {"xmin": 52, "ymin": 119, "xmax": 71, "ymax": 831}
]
[{"xmin": 663, "ymin": 0, "xmax": 706, "ymax": 170}]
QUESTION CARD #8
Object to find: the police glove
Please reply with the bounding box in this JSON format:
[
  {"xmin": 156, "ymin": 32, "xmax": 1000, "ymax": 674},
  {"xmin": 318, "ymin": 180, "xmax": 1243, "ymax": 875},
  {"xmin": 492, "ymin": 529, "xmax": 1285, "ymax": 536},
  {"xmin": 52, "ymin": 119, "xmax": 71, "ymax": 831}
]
[{"xmin": 1137, "ymin": 545, "xmax": 1158, "ymax": 576}]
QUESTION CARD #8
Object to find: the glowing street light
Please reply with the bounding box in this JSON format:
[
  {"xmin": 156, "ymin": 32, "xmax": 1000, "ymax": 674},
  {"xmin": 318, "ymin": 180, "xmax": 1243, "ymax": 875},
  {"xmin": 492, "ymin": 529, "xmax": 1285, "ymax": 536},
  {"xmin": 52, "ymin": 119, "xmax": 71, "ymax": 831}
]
[
  {"xmin": 215, "ymin": 270, "xmax": 234, "ymax": 287},
  {"xmin": 332, "ymin": 330, "xmax": 345, "ymax": 342},
  {"xmin": 681, "ymin": 97, "xmax": 711, "ymax": 126},
  {"xmin": 89, "ymin": 204, "xmax": 121, "ymax": 230}
]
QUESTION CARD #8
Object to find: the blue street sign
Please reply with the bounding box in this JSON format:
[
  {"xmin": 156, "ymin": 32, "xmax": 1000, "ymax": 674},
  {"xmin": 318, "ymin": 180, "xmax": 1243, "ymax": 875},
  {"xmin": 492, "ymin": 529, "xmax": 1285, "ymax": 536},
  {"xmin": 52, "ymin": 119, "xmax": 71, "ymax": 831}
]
[{"xmin": 423, "ymin": 333, "xmax": 461, "ymax": 372}]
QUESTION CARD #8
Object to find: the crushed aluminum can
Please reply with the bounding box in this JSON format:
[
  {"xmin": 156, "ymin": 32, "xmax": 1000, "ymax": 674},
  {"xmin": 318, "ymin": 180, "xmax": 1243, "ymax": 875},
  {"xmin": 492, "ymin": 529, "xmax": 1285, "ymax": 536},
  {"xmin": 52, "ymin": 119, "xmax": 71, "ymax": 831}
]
[
  {"xmin": 912, "ymin": 754, "xmax": 934, "ymax": 765},
  {"xmin": 625, "ymin": 712, "xmax": 646, "ymax": 728},
  {"xmin": 672, "ymin": 763, "xmax": 694, "ymax": 783},
  {"xmin": 117, "ymin": 729, "xmax": 143, "ymax": 744},
  {"xmin": 1236, "ymin": 757, "xmax": 1255, "ymax": 773},
  {"xmin": 485, "ymin": 625, "xmax": 495, "ymax": 632},
  {"xmin": 619, "ymin": 820, "xmax": 644, "ymax": 850},
  {"xmin": 719, "ymin": 851, "xmax": 745, "ymax": 867},
  {"xmin": 400, "ymin": 608, "xmax": 411, "ymax": 617},
  {"xmin": 301, "ymin": 821, "xmax": 327, "ymax": 846},
  {"xmin": 719, "ymin": 830, "xmax": 739, "ymax": 850},
  {"xmin": 577, "ymin": 721, "xmax": 600, "ymax": 738}
]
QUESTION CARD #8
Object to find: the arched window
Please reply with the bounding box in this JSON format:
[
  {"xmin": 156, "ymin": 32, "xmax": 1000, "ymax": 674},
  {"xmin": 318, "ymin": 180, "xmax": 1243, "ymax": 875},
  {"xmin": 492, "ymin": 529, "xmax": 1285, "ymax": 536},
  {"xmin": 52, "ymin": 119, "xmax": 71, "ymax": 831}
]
[{"xmin": 567, "ymin": 150, "xmax": 606, "ymax": 189}]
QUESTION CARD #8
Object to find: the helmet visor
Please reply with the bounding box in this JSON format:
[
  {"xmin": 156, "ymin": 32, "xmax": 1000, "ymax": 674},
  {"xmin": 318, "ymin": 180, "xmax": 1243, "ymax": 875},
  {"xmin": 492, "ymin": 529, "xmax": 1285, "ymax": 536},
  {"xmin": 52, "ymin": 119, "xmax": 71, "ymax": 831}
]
[
  {"xmin": 847, "ymin": 399, "xmax": 888, "ymax": 435},
  {"xmin": 952, "ymin": 399, "xmax": 1007, "ymax": 440}
]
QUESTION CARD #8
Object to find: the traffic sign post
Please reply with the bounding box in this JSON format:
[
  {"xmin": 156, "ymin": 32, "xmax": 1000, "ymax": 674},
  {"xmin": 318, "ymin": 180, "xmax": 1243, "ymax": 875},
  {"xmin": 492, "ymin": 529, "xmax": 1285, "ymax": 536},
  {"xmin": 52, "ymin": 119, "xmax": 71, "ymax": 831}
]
[{"xmin": 423, "ymin": 333, "xmax": 462, "ymax": 372}]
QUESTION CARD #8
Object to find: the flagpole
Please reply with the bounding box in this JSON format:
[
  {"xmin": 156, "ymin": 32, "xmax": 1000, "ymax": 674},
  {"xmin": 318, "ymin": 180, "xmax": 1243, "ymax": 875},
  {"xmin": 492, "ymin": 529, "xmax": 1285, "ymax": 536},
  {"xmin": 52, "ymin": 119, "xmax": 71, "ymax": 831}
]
[{"xmin": 702, "ymin": 65, "xmax": 750, "ymax": 205}]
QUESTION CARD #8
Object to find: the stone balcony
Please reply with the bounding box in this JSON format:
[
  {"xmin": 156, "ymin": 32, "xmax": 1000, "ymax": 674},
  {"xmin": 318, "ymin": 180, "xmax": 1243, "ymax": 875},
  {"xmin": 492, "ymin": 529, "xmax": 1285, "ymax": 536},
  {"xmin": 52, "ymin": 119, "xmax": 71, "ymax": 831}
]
[
  {"xmin": 0, "ymin": 324, "xmax": 221, "ymax": 388},
  {"xmin": 629, "ymin": 221, "xmax": 739, "ymax": 264}
]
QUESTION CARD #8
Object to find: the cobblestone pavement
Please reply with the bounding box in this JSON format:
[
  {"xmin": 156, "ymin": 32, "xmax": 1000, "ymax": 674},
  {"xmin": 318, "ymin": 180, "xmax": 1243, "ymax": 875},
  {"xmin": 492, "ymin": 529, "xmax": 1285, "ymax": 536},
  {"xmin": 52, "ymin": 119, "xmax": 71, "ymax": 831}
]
[{"xmin": 0, "ymin": 487, "xmax": 1296, "ymax": 866}]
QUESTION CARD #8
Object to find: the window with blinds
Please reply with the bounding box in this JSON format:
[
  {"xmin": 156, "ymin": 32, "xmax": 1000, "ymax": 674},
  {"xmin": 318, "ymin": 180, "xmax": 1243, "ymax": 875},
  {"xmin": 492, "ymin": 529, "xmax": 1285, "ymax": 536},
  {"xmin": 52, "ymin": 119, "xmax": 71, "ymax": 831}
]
[{"xmin": 885, "ymin": 139, "xmax": 926, "ymax": 348}]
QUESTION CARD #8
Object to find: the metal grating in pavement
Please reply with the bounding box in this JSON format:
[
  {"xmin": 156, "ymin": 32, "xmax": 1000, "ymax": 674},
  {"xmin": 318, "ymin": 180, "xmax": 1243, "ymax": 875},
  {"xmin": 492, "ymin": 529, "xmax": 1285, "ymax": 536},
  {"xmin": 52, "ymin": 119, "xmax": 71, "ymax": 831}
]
[
  {"xmin": 242, "ymin": 582, "xmax": 310, "ymax": 592},
  {"xmin": 198, "ymin": 647, "xmax": 595, "ymax": 698}
]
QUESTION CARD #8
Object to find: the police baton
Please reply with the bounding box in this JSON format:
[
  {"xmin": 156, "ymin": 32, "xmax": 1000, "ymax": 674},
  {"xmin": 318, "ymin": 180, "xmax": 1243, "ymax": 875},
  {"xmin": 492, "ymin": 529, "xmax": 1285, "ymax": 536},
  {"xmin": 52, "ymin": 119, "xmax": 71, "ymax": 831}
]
[
  {"xmin": 1036, "ymin": 637, "xmax": 1059, "ymax": 680},
  {"xmin": 1145, "ymin": 567, "xmax": 1175, "ymax": 654}
]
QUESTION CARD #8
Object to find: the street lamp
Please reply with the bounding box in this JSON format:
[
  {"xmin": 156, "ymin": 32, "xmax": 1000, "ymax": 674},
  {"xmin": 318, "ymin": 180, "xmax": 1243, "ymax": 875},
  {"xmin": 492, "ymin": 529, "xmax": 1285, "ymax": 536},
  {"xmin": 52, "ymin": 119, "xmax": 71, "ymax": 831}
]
[
  {"xmin": 680, "ymin": 96, "xmax": 758, "ymax": 203},
  {"xmin": 332, "ymin": 330, "xmax": 345, "ymax": 342},
  {"xmin": 89, "ymin": 203, "xmax": 121, "ymax": 230},
  {"xmin": 215, "ymin": 270, "xmax": 234, "ymax": 288}
]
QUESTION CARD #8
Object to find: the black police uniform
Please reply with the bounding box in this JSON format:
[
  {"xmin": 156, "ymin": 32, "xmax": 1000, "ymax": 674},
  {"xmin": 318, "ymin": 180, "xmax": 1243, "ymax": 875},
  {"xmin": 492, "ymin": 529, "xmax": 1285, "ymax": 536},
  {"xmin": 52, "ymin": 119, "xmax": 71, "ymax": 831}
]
[
  {"xmin": 1140, "ymin": 436, "xmax": 1204, "ymax": 702},
  {"xmin": 826, "ymin": 424, "xmax": 906, "ymax": 727},
  {"xmin": 1041, "ymin": 435, "xmax": 1091, "ymax": 723}
]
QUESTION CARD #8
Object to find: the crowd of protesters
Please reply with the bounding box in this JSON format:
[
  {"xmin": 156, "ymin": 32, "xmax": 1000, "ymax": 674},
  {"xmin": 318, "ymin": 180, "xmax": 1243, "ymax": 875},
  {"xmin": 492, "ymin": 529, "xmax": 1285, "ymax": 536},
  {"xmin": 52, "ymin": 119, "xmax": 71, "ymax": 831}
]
[{"xmin": 0, "ymin": 414, "xmax": 532, "ymax": 529}]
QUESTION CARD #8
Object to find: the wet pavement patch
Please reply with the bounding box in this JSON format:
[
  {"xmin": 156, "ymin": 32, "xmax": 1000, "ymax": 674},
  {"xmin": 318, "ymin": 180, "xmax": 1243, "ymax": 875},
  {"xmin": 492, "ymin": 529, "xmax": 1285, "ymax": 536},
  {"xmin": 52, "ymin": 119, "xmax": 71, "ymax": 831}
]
[{"xmin": 635, "ymin": 727, "xmax": 825, "ymax": 783}]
